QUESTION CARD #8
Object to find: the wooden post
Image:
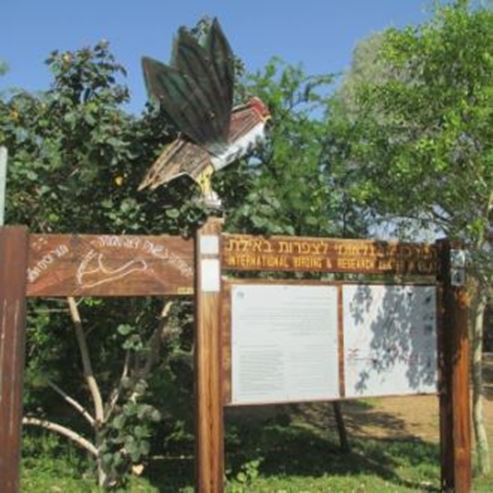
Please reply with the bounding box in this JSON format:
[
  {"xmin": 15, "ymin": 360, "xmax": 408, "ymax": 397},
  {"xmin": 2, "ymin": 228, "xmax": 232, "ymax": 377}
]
[
  {"xmin": 194, "ymin": 218, "xmax": 224, "ymax": 493},
  {"xmin": 437, "ymin": 239, "xmax": 472, "ymax": 493},
  {"xmin": 0, "ymin": 226, "xmax": 29, "ymax": 493}
]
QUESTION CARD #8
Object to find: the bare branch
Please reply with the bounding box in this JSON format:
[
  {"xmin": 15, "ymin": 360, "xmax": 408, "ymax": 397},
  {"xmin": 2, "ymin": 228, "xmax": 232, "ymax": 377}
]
[
  {"xmin": 23, "ymin": 417, "xmax": 98, "ymax": 457},
  {"xmin": 45, "ymin": 297, "xmax": 71, "ymax": 304},
  {"xmin": 105, "ymin": 350, "xmax": 131, "ymax": 421},
  {"xmin": 67, "ymin": 297, "xmax": 104, "ymax": 426},
  {"xmin": 139, "ymin": 300, "xmax": 174, "ymax": 378},
  {"xmin": 47, "ymin": 379, "xmax": 95, "ymax": 426},
  {"xmin": 33, "ymin": 308, "xmax": 70, "ymax": 314}
]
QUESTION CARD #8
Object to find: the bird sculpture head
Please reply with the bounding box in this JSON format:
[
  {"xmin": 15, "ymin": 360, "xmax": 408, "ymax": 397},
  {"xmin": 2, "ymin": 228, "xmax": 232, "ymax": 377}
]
[
  {"xmin": 139, "ymin": 19, "xmax": 270, "ymax": 207},
  {"xmin": 246, "ymin": 97, "xmax": 271, "ymax": 120}
]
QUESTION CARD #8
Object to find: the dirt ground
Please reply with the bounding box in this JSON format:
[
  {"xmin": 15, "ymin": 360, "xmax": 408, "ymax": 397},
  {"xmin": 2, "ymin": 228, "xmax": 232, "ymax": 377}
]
[
  {"xmin": 227, "ymin": 354, "xmax": 493, "ymax": 445},
  {"xmin": 333, "ymin": 353, "xmax": 493, "ymax": 443}
]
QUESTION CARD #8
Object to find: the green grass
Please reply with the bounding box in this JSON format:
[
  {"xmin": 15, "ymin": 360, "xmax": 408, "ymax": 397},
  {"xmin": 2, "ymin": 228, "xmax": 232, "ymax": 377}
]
[{"xmin": 20, "ymin": 415, "xmax": 493, "ymax": 492}]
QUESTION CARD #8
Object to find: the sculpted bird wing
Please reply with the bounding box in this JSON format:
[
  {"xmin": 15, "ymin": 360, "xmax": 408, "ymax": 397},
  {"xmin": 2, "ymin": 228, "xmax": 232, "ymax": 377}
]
[
  {"xmin": 142, "ymin": 58, "xmax": 218, "ymax": 146},
  {"xmin": 203, "ymin": 18, "xmax": 235, "ymax": 132},
  {"xmin": 142, "ymin": 18, "xmax": 234, "ymax": 155},
  {"xmin": 138, "ymin": 139, "xmax": 212, "ymax": 191},
  {"xmin": 139, "ymin": 102, "xmax": 268, "ymax": 191}
]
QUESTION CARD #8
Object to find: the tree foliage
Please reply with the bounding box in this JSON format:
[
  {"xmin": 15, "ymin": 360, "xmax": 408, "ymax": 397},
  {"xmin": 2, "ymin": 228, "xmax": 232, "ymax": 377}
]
[
  {"xmin": 328, "ymin": 2, "xmax": 493, "ymax": 474},
  {"xmin": 217, "ymin": 58, "xmax": 366, "ymax": 238},
  {"xmin": 0, "ymin": 43, "xmax": 204, "ymax": 488},
  {"xmin": 330, "ymin": 4, "xmax": 493, "ymax": 253}
]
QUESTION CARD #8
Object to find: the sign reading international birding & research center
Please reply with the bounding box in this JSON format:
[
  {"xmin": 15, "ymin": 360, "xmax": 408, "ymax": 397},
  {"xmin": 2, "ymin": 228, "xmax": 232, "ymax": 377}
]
[{"xmin": 222, "ymin": 234, "xmax": 438, "ymax": 275}]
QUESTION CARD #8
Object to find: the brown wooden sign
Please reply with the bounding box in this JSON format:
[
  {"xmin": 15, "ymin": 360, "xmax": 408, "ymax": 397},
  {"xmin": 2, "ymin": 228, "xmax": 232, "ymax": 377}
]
[
  {"xmin": 0, "ymin": 223, "xmax": 471, "ymax": 493},
  {"xmin": 27, "ymin": 234, "xmax": 194, "ymax": 297},
  {"xmin": 222, "ymin": 234, "xmax": 438, "ymax": 276}
]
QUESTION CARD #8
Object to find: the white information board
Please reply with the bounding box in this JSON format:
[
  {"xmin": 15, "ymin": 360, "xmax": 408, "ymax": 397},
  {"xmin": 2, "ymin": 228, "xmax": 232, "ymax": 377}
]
[
  {"xmin": 231, "ymin": 284, "xmax": 339, "ymax": 405},
  {"xmin": 343, "ymin": 285, "xmax": 437, "ymax": 398}
]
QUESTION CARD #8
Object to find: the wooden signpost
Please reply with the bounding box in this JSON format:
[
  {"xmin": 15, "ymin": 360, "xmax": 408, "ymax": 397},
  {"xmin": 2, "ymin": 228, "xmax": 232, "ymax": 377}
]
[
  {"xmin": 0, "ymin": 227, "xmax": 29, "ymax": 493},
  {"xmin": 215, "ymin": 225, "xmax": 470, "ymax": 493},
  {"xmin": 0, "ymin": 230, "xmax": 195, "ymax": 493},
  {"xmin": 0, "ymin": 219, "xmax": 471, "ymax": 493},
  {"xmin": 194, "ymin": 219, "xmax": 224, "ymax": 493},
  {"xmin": 27, "ymin": 233, "xmax": 194, "ymax": 297}
]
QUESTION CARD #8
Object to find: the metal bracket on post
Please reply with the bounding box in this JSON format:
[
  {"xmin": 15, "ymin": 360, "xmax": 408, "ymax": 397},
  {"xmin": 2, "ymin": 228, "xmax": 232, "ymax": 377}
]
[{"xmin": 450, "ymin": 249, "xmax": 467, "ymax": 287}]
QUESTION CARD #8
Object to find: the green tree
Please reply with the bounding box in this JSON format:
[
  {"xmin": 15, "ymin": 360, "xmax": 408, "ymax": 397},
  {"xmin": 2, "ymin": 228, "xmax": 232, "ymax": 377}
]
[
  {"xmin": 329, "ymin": 2, "xmax": 493, "ymax": 474},
  {"xmin": 0, "ymin": 43, "xmax": 204, "ymax": 488},
  {"xmin": 218, "ymin": 58, "xmax": 366, "ymax": 239}
]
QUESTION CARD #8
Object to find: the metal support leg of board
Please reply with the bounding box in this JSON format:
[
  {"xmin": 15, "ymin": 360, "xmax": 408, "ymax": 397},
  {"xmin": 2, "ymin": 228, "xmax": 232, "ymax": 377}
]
[
  {"xmin": 437, "ymin": 239, "xmax": 472, "ymax": 493},
  {"xmin": 0, "ymin": 226, "xmax": 29, "ymax": 493},
  {"xmin": 194, "ymin": 218, "xmax": 224, "ymax": 493}
]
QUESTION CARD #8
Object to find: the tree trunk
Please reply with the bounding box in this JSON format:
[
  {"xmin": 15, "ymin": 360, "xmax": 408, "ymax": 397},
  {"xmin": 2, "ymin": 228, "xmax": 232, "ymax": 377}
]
[
  {"xmin": 471, "ymin": 287, "xmax": 490, "ymax": 475},
  {"xmin": 67, "ymin": 297, "xmax": 107, "ymax": 486},
  {"xmin": 95, "ymin": 431, "xmax": 108, "ymax": 487},
  {"xmin": 332, "ymin": 401, "xmax": 350, "ymax": 452}
]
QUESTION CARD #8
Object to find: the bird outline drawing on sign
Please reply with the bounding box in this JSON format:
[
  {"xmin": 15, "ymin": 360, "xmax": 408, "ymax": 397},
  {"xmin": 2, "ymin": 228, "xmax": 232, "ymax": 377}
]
[
  {"xmin": 138, "ymin": 18, "xmax": 271, "ymax": 205},
  {"xmin": 76, "ymin": 249, "xmax": 149, "ymax": 289}
]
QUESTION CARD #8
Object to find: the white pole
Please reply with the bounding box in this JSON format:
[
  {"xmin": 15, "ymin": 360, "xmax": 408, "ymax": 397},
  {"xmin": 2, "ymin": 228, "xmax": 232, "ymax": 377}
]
[{"xmin": 0, "ymin": 146, "xmax": 7, "ymax": 226}]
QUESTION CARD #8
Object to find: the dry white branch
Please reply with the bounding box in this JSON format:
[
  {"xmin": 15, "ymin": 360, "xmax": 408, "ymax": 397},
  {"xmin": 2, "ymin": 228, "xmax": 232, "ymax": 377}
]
[
  {"xmin": 140, "ymin": 300, "xmax": 174, "ymax": 378},
  {"xmin": 47, "ymin": 379, "xmax": 95, "ymax": 426},
  {"xmin": 23, "ymin": 416, "xmax": 98, "ymax": 457},
  {"xmin": 33, "ymin": 308, "xmax": 70, "ymax": 314},
  {"xmin": 106, "ymin": 350, "xmax": 131, "ymax": 421},
  {"xmin": 67, "ymin": 297, "xmax": 104, "ymax": 426}
]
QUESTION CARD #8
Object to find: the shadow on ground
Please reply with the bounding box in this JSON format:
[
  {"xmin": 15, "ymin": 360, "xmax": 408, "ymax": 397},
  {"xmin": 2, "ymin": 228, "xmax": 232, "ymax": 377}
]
[
  {"xmin": 145, "ymin": 400, "xmax": 440, "ymax": 492},
  {"xmin": 297, "ymin": 399, "xmax": 423, "ymax": 439},
  {"xmin": 227, "ymin": 401, "xmax": 439, "ymax": 490},
  {"xmin": 145, "ymin": 454, "xmax": 194, "ymax": 493}
]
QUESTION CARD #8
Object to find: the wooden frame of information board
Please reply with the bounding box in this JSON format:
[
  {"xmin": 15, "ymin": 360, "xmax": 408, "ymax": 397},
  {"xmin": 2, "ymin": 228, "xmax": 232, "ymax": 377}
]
[
  {"xmin": 0, "ymin": 219, "xmax": 471, "ymax": 493},
  {"xmin": 195, "ymin": 220, "xmax": 471, "ymax": 493},
  {"xmin": 220, "ymin": 278, "xmax": 439, "ymax": 407}
]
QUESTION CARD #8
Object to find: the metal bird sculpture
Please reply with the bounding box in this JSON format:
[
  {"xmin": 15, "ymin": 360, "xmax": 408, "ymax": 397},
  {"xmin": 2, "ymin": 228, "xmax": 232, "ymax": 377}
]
[{"xmin": 138, "ymin": 18, "xmax": 270, "ymax": 205}]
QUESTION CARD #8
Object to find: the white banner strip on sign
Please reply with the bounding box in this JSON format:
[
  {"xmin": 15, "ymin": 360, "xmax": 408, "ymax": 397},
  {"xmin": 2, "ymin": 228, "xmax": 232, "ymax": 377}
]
[
  {"xmin": 201, "ymin": 259, "xmax": 220, "ymax": 292},
  {"xmin": 200, "ymin": 235, "xmax": 220, "ymax": 255}
]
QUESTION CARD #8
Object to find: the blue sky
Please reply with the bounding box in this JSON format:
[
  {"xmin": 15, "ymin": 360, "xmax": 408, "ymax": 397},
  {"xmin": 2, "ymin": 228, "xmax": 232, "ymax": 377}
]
[{"xmin": 1, "ymin": 1, "xmax": 434, "ymax": 113}]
